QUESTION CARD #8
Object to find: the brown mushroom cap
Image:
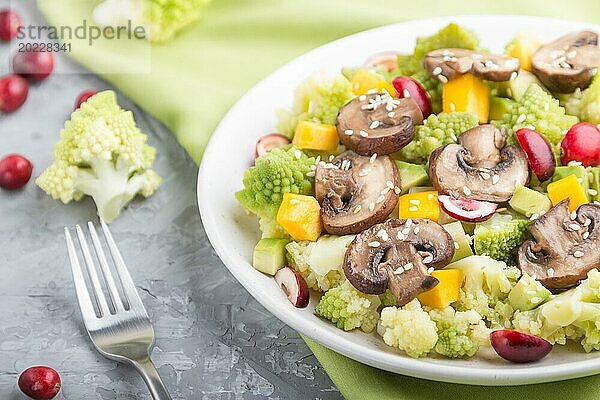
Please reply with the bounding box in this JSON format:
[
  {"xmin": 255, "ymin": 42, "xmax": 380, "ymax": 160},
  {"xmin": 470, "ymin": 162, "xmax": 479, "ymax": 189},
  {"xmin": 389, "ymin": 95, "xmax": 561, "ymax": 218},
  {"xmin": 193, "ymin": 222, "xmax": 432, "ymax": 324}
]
[
  {"xmin": 429, "ymin": 125, "xmax": 530, "ymax": 203},
  {"xmin": 532, "ymin": 31, "xmax": 600, "ymax": 93},
  {"xmin": 315, "ymin": 151, "xmax": 399, "ymax": 235},
  {"xmin": 336, "ymin": 93, "xmax": 423, "ymax": 156},
  {"xmin": 423, "ymin": 48, "xmax": 520, "ymax": 82},
  {"xmin": 343, "ymin": 219, "xmax": 455, "ymax": 305},
  {"xmin": 517, "ymin": 200, "xmax": 600, "ymax": 290}
]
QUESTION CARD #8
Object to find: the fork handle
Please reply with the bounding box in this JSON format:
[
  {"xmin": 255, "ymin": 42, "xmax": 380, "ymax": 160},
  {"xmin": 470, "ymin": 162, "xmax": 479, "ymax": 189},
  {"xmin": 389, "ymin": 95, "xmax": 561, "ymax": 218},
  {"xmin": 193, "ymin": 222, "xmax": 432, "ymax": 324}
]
[{"xmin": 133, "ymin": 357, "xmax": 172, "ymax": 400}]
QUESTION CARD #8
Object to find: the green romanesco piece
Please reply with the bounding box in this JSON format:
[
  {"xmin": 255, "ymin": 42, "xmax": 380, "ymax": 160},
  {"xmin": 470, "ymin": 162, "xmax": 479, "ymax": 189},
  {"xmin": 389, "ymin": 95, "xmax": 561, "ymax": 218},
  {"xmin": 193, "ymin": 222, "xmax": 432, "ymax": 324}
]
[
  {"xmin": 473, "ymin": 212, "xmax": 531, "ymax": 265},
  {"xmin": 565, "ymin": 75, "xmax": 600, "ymax": 124},
  {"xmin": 396, "ymin": 112, "xmax": 479, "ymax": 164},
  {"xmin": 276, "ymin": 72, "xmax": 355, "ymax": 137},
  {"xmin": 410, "ymin": 69, "xmax": 443, "ymax": 114},
  {"xmin": 36, "ymin": 91, "xmax": 161, "ymax": 223},
  {"xmin": 315, "ymin": 280, "xmax": 381, "ymax": 332},
  {"xmin": 377, "ymin": 299, "xmax": 438, "ymax": 358},
  {"xmin": 495, "ymin": 84, "xmax": 579, "ymax": 155},
  {"xmin": 379, "ymin": 290, "xmax": 398, "ymax": 308},
  {"xmin": 429, "ymin": 307, "xmax": 491, "ymax": 358},
  {"xmin": 236, "ymin": 147, "xmax": 315, "ymax": 219}
]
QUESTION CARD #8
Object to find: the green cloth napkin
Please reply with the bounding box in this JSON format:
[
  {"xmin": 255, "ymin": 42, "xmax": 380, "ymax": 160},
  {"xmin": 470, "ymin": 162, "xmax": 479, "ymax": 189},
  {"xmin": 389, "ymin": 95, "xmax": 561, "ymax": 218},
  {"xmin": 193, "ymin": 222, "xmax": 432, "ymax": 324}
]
[{"xmin": 38, "ymin": 0, "xmax": 600, "ymax": 398}]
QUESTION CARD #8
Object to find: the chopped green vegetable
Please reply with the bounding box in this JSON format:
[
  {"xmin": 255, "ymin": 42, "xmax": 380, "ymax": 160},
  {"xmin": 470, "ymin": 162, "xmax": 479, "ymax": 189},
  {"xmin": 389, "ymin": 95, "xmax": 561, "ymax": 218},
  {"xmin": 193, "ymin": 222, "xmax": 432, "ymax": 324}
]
[
  {"xmin": 396, "ymin": 112, "xmax": 479, "ymax": 164},
  {"xmin": 443, "ymin": 221, "xmax": 473, "ymax": 262},
  {"xmin": 508, "ymin": 185, "xmax": 552, "ymax": 218},
  {"xmin": 286, "ymin": 235, "xmax": 355, "ymax": 292},
  {"xmin": 508, "ymin": 273, "xmax": 551, "ymax": 311},
  {"xmin": 429, "ymin": 306, "xmax": 490, "ymax": 358},
  {"xmin": 564, "ymin": 75, "xmax": 600, "ymax": 124},
  {"xmin": 316, "ymin": 280, "xmax": 380, "ymax": 332},
  {"xmin": 253, "ymin": 238, "xmax": 290, "ymax": 275},
  {"xmin": 473, "ymin": 212, "xmax": 531, "ymax": 265},
  {"xmin": 377, "ymin": 299, "xmax": 438, "ymax": 358},
  {"xmin": 36, "ymin": 91, "xmax": 161, "ymax": 223},
  {"xmin": 395, "ymin": 161, "xmax": 429, "ymax": 194}
]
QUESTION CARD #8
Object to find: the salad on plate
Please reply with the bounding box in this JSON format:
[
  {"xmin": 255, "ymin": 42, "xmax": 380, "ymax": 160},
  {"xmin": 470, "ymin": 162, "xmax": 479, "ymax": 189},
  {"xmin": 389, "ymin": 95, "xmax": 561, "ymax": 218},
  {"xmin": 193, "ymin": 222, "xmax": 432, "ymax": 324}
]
[{"xmin": 235, "ymin": 23, "xmax": 600, "ymax": 363}]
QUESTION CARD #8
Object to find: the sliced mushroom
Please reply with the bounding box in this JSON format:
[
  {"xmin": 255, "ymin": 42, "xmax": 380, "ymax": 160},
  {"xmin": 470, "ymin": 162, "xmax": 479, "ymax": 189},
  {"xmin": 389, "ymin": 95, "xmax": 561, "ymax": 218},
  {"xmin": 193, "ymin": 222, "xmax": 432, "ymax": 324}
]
[
  {"xmin": 336, "ymin": 93, "xmax": 423, "ymax": 156},
  {"xmin": 315, "ymin": 151, "xmax": 399, "ymax": 235},
  {"xmin": 517, "ymin": 200, "xmax": 600, "ymax": 290},
  {"xmin": 343, "ymin": 219, "xmax": 455, "ymax": 305},
  {"xmin": 423, "ymin": 48, "xmax": 520, "ymax": 82},
  {"xmin": 532, "ymin": 31, "xmax": 600, "ymax": 93},
  {"xmin": 429, "ymin": 125, "xmax": 530, "ymax": 203}
]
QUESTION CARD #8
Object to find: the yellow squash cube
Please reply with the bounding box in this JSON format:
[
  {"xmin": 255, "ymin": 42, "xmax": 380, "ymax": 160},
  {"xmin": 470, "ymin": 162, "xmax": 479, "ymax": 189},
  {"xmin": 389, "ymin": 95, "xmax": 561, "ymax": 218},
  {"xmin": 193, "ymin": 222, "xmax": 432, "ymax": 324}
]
[
  {"xmin": 417, "ymin": 269, "xmax": 463, "ymax": 309},
  {"xmin": 350, "ymin": 69, "xmax": 397, "ymax": 96},
  {"xmin": 398, "ymin": 191, "xmax": 440, "ymax": 221},
  {"xmin": 276, "ymin": 193, "xmax": 322, "ymax": 241},
  {"xmin": 547, "ymin": 174, "xmax": 589, "ymax": 212},
  {"xmin": 293, "ymin": 120, "xmax": 339, "ymax": 151},
  {"xmin": 442, "ymin": 73, "xmax": 490, "ymax": 123},
  {"xmin": 506, "ymin": 34, "xmax": 541, "ymax": 72}
]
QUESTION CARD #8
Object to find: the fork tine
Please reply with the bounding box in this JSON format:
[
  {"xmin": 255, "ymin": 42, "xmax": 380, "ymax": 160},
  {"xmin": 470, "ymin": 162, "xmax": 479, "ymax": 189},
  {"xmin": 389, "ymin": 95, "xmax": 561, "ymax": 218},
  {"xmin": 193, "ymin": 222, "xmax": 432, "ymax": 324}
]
[
  {"xmin": 75, "ymin": 225, "xmax": 111, "ymax": 317},
  {"xmin": 88, "ymin": 221, "xmax": 125, "ymax": 313},
  {"xmin": 64, "ymin": 228, "xmax": 97, "ymax": 322},
  {"xmin": 100, "ymin": 220, "xmax": 147, "ymax": 313}
]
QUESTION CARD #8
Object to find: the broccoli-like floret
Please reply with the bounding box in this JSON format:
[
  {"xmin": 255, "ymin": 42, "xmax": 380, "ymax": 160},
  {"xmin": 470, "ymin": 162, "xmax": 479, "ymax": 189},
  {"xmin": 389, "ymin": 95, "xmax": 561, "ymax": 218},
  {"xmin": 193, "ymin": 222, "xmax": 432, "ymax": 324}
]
[
  {"xmin": 93, "ymin": 0, "xmax": 211, "ymax": 43},
  {"xmin": 258, "ymin": 215, "xmax": 289, "ymax": 239},
  {"xmin": 473, "ymin": 212, "xmax": 531, "ymax": 265},
  {"xmin": 276, "ymin": 72, "xmax": 355, "ymax": 137},
  {"xmin": 429, "ymin": 306, "xmax": 490, "ymax": 358},
  {"xmin": 565, "ymin": 75, "xmax": 600, "ymax": 124},
  {"xmin": 379, "ymin": 290, "xmax": 398, "ymax": 308},
  {"xmin": 495, "ymin": 84, "xmax": 579, "ymax": 155},
  {"xmin": 377, "ymin": 299, "xmax": 438, "ymax": 358},
  {"xmin": 36, "ymin": 91, "xmax": 161, "ymax": 223},
  {"xmin": 286, "ymin": 235, "xmax": 354, "ymax": 292},
  {"xmin": 396, "ymin": 23, "xmax": 479, "ymax": 76},
  {"xmin": 449, "ymin": 255, "xmax": 521, "ymax": 328},
  {"xmin": 396, "ymin": 112, "xmax": 479, "ymax": 164},
  {"xmin": 236, "ymin": 147, "xmax": 315, "ymax": 222},
  {"xmin": 315, "ymin": 280, "xmax": 381, "ymax": 332},
  {"xmin": 410, "ymin": 70, "xmax": 443, "ymax": 114},
  {"xmin": 512, "ymin": 269, "xmax": 600, "ymax": 351}
]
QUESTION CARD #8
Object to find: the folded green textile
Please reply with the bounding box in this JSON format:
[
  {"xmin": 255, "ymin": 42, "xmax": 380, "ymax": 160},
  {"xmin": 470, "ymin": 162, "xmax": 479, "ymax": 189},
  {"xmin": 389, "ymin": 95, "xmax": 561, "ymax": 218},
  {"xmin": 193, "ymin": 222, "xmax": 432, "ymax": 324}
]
[{"xmin": 39, "ymin": 0, "xmax": 600, "ymax": 398}]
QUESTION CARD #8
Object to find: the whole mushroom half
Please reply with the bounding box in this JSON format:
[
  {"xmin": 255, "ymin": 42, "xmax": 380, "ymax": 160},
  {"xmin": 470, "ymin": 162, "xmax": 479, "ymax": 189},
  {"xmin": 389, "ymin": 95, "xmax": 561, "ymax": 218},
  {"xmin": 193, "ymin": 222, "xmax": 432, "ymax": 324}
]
[
  {"xmin": 336, "ymin": 92, "xmax": 423, "ymax": 156},
  {"xmin": 517, "ymin": 200, "xmax": 600, "ymax": 291},
  {"xmin": 315, "ymin": 151, "xmax": 400, "ymax": 235},
  {"xmin": 429, "ymin": 124, "xmax": 530, "ymax": 203},
  {"xmin": 532, "ymin": 31, "xmax": 600, "ymax": 93},
  {"xmin": 423, "ymin": 48, "xmax": 520, "ymax": 83},
  {"xmin": 343, "ymin": 219, "xmax": 455, "ymax": 305}
]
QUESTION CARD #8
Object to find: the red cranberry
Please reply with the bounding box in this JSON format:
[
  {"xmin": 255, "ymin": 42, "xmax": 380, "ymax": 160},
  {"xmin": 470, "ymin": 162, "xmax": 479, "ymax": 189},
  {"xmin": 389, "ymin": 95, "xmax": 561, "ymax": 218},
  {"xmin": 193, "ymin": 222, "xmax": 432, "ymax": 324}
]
[
  {"xmin": 560, "ymin": 122, "xmax": 600, "ymax": 167},
  {"xmin": 0, "ymin": 9, "xmax": 22, "ymax": 41},
  {"xmin": 490, "ymin": 330, "xmax": 552, "ymax": 363},
  {"xmin": 0, "ymin": 154, "xmax": 33, "ymax": 189},
  {"xmin": 18, "ymin": 366, "xmax": 61, "ymax": 400},
  {"xmin": 515, "ymin": 128, "xmax": 556, "ymax": 181},
  {"xmin": 74, "ymin": 89, "xmax": 99, "ymax": 110},
  {"xmin": 392, "ymin": 76, "xmax": 432, "ymax": 118},
  {"xmin": 0, "ymin": 74, "xmax": 28, "ymax": 113},
  {"xmin": 13, "ymin": 51, "xmax": 55, "ymax": 82}
]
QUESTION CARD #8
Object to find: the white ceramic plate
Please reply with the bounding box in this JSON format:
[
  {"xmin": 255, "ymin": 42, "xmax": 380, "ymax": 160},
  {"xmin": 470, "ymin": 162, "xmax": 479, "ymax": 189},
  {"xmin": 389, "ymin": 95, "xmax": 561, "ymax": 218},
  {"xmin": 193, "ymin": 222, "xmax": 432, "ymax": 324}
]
[{"xmin": 198, "ymin": 15, "xmax": 600, "ymax": 385}]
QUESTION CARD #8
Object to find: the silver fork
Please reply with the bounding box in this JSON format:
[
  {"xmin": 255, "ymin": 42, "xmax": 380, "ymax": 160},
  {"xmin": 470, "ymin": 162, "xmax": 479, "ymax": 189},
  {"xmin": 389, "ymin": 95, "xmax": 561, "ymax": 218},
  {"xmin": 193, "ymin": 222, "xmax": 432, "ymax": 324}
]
[{"xmin": 64, "ymin": 220, "xmax": 172, "ymax": 400}]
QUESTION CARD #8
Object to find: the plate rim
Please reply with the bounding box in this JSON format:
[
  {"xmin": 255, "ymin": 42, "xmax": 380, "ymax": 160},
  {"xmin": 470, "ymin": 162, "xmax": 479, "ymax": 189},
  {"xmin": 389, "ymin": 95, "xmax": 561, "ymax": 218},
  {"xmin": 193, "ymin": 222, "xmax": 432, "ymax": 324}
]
[{"xmin": 198, "ymin": 14, "xmax": 600, "ymax": 385}]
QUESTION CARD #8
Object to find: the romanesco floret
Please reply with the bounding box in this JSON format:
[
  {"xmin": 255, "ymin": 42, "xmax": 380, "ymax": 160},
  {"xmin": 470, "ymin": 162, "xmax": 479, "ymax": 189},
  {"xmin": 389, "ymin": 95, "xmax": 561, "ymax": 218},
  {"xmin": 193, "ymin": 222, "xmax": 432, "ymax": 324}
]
[
  {"xmin": 473, "ymin": 212, "xmax": 531, "ymax": 265},
  {"xmin": 396, "ymin": 23, "xmax": 479, "ymax": 76},
  {"xmin": 512, "ymin": 269, "xmax": 600, "ymax": 351},
  {"xmin": 396, "ymin": 112, "xmax": 479, "ymax": 163},
  {"xmin": 36, "ymin": 91, "xmax": 161, "ymax": 223},
  {"xmin": 236, "ymin": 146, "xmax": 315, "ymax": 220},
  {"xmin": 93, "ymin": 0, "xmax": 211, "ymax": 43},
  {"xmin": 315, "ymin": 280, "xmax": 381, "ymax": 332},
  {"xmin": 495, "ymin": 84, "xmax": 578, "ymax": 155},
  {"xmin": 377, "ymin": 299, "xmax": 438, "ymax": 358},
  {"xmin": 276, "ymin": 72, "xmax": 355, "ymax": 137},
  {"xmin": 258, "ymin": 215, "xmax": 289, "ymax": 239},
  {"xmin": 286, "ymin": 235, "xmax": 355, "ymax": 292},
  {"xmin": 410, "ymin": 70, "xmax": 442, "ymax": 114},
  {"xmin": 449, "ymin": 255, "xmax": 520, "ymax": 328},
  {"xmin": 428, "ymin": 306, "xmax": 490, "ymax": 358},
  {"xmin": 565, "ymin": 75, "xmax": 600, "ymax": 124},
  {"xmin": 379, "ymin": 290, "xmax": 398, "ymax": 308}
]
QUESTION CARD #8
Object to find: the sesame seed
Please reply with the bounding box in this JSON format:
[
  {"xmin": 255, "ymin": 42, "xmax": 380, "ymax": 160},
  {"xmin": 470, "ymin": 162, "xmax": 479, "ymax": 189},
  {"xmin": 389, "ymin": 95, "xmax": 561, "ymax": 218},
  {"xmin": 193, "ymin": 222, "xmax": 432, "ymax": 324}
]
[
  {"xmin": 368, "ymin": 241, "xmax": 381, "ymax": 248},
  {"xmin": 402, "ymin": 228, "xmax": 411, "ymax": 236},
  {"xmin": 369, "ymin": 153, "xmax": 377, "ymax": 163},
  {"xmin": 329, "ymin": 155, "xmax": 335, "ymax": 162},
  {"xmin": 376, "ymin": 195, "xmax": 386, "ymax": 203},
  {"xmin": 530, "ymin": 213, "xmax": 540, "ymax": 221},
  {"xmin": 450, "ymin": 133, "xmax": 458, "ymax": 142},
  {"xmin": 381, "ymin": 187, "xmax": 391, "ymax": 195},
  {"xmin": 574, "ymin": 250, "xmax": 585, "ymax": 258},
  {"xmin": 531, "ymin": 297, "xmax": 542, "ymax": 304},
  {"xmin": 427, "ymin": 267, "xmax": 435, "ymax": 274},
  {"xmin": 370, "ymin": 120, "xmax": 380, "ymax": 129},
  {"xmin": 409, "ymin": 199, "xmax": 421, "ymax": 205},
  {"xmin": 359, "ymin": 130, "xmax": 368, "ymax": 137},
  {"xmin": 492, "ymin": 175, "xmax": 500, "ymax": 185},
  {"xmin": 480, "ymin": 172, "xmax": 490, "ymax": 180},
  {"xmin": 405, "ymin": 219, "xmax": 413, "ymax": 228},
  {"xmin": 394, "ymin": 187, "xmax": 401, "ymax": 195},
  {"xmin": 568, "ymin": 160, "xmax": 582, "ymax": 167},
  {"xmin": 377, "ymin": 229, "xmax": 389, "ymax": 241},
  {"xmin": 569, "ymin": 223, "xmax": 581, "ymax": 231},
  {"xmin": 414, "ymin": 227, "xmax": 420, "ymax": 234},
  {"xmin": 294, "ymin": 150, "xmax": 302, "ymax": 159},
  {"xmin": 306, "ymin": 171, "xmax": 315, "ymax": 177},
  {"xmin": 432, "ymin": 66, "xmax": 442, "ymax": 75},
  {"xmin": 310, "ymin": 164, "xmax": 316, "ymax": 170},
  {"xmin": 397, "ymin": 231, "xmax": 406, "ymax": 240},
  {"xmin": 449, "ymin": 102, "xmax": 456, "ymax": 112},
  {"xmin": 516, "ymin": 114, "xmax": 527, "ymax": 124},
  {"xmin": 578, "ymin": 178, "xmax": 584, "ymax": 184},
  {"xmin": 409, "ymin": 206, "xmax": 418, "ymax": 212},
  {"xmin": 369, "ymin": 202, "xmax": 375, "ymax": 211},
  {"xmin": 438, "ymin": 74, "xmax": 448, "ymax": 84},
  {"xmin": 526, "ymin": 290, "xmax": 537, "ymax": 295},
  {"xmin": 442, "ymin": 49, "xmax": 451, "ymax": 56},
  {"xmin": 510, "ymin": 71, "xmax": 518, "ymax": 81},
  {"xmin": 354, "ymin": 205, "xmax": 362, "ymax": 214},
  {"xmin": 589, "ymin": 189, "xmax": 598, "ymax": 196},
  {"xmin": 367, "ymin": 88, "xmax": 378, "ymax": 94},
  {"xmin": 386, "ymin": 180, "xmax": 394, "ymax": 189},
  {"xmin": 571, "ymin": 211, "xmax": 578, "ymax": 220},
  {"xmin": 423, "ymin": 255, "xmax": 433, "ymax": 264},
  {"xmin": 427, "ymin": 194, "xmax": 435, "ymax": 200},
  {"xmin": 358, "ymin": 169, "xmax": 370, "ymax": 177},
  {"xmin": 388, "ymin": 111, "xmax": 396, "ymax": 117},
  {"xmin": 583, "ymin": 231, "xmax": 590, "ymax": 239},
  {"xmin": 403, "ymin": 89, "xmax": 411, "ymax": 98},
  {"xmin": 454, "ymin": 241, "xmax": 460, "ymax": 250},
  {"xmin": 463, "ymin": 186, "xmax": 472, "ymax": 196},
  {"xmin": 344, "ymin": 129, "xmax": 354, "ymax": 135},
  {"xmin": 315, "ymin": 156, "xmax": 321, "ymax": 165},
  {"xmin": 359, "ymin": 95, "xmax": 367, "ymax": 101},
  {"xmin": 584, "ymin": 218, "xmax": 591, "ymax": 227},
  {"xmin": 497, "ymin": 207, "xmax": 507, "ymax": 212},
  {"xmin": 393, "ymin": 266, "xmax": 405, "ymax": 275},
  {"xmin": 547, "ymin": 268, "xmax": 555, "ymax": 277},
  {"xmin": 289, "ymin": 199, "xmax": 299, "ymax": 205},
  {"xmin": 404, "ymin": 262, "xmax": 413, "ymax": 270}
]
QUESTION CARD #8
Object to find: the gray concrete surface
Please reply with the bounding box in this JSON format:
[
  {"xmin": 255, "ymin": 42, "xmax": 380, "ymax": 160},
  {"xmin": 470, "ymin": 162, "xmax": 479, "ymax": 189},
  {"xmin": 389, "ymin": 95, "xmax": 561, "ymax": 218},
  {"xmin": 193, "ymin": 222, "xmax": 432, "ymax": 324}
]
[{"xmin": 0, "ymin": 6, "xmax": 341, "ymax": 399}]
